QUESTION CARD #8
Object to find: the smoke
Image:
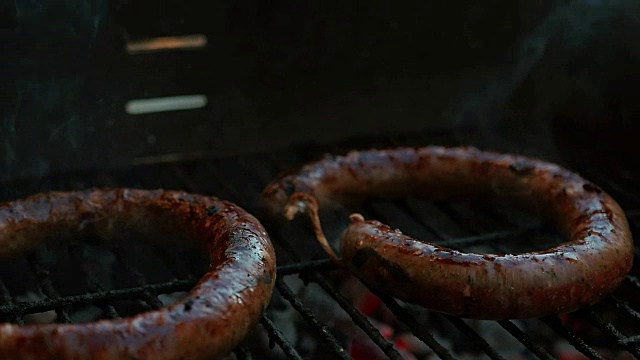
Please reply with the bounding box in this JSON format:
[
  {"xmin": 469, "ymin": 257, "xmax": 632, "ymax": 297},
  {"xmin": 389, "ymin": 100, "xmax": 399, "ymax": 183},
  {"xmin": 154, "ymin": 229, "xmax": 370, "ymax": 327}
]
[{"xmin": 448, "ymin": 0, "xmax": 640, "ymax": 159}]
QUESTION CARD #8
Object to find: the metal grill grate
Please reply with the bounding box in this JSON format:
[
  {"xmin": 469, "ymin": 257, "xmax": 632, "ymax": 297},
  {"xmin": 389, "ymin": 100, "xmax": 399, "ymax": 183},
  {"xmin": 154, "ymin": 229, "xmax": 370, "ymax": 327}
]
[{"xmin": 0, "ymin": 133, "xmax": 639, "ymax": 359}]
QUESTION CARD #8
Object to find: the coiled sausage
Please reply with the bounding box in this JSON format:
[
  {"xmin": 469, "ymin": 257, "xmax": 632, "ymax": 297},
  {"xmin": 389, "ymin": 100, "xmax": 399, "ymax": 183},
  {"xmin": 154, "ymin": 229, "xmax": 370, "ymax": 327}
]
[
  {"xmin": 0, "ymin": 189, "xmax": 276, "ymax": 359},
  {"xmin": 263, "ymin": 146, "xmax": 633, "ymax": 319}
]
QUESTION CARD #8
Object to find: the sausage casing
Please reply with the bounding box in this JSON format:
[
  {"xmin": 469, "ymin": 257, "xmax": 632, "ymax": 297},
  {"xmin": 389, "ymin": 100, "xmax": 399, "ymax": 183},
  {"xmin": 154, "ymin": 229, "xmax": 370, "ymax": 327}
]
[
  {"xmin": 0, "ymin": 189, "xmax": 276, "ymax": 359},
  {"xmin": 263, "ymin": 146, "xmax": 633, "ymax": 319}
]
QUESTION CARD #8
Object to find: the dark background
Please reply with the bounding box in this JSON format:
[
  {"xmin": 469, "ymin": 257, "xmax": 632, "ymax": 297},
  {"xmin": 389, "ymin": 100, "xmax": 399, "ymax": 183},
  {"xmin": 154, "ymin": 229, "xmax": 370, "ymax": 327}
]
[{"xmin": 1, "ymin": 0, "xmax": 639, "ymax": 182}]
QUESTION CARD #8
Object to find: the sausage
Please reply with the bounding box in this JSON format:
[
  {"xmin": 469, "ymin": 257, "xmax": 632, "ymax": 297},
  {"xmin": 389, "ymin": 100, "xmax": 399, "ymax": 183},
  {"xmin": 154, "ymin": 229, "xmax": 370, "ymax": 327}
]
[
  {"xmin": 0, "ymin": 189, "xmax": 276, "ymax": 359},
  {"xmin": 262, "ymin": 146, "xmax": 634, "ymax": 319}
]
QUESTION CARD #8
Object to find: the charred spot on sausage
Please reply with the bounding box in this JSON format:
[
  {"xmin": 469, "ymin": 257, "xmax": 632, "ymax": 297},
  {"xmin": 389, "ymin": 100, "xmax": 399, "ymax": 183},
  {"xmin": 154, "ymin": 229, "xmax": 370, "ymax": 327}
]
[
  {"xmin": 206, "ymin": 205, "xmax": 220, "ymax": 215},
  {"xmin": 184, "ymin": 299, "xmax": 195, "ymax": 311},
  {"xmin": 351, "ymin": 247, "xmax": 411, "ymax": 283},
  {"xmin": 508, "ymin": 161, "xmax": 535, "ymax": 175}
]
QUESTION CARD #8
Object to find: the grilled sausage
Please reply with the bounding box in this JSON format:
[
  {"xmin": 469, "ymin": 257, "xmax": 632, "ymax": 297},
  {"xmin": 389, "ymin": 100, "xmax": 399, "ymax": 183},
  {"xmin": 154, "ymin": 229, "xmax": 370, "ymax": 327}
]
[
  {"xmin": 262, "ymin": 146, "xmax": 634, "ymax": 319},
  {"xmin": 0, "ymin": 189, "xmax": 276, "ymax": 359}
]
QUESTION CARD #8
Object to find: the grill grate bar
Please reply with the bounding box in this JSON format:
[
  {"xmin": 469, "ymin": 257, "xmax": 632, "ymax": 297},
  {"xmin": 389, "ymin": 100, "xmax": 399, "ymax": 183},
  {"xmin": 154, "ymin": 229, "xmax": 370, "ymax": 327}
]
[
  {"xmin": 258, "ymin": 170, "xmax": 398, "ymax": 360},
  {"xmin": 626, "ymin": 276, "xmax": 640, "ymax": 290},
  {"xmin": 26, "ymin": 252, "xmax": 72, "ymax": 323},
  {"xmin": 610, "ymin": 297, "xmax": 640, "ymax": 321},
  {"xmin": 112, "ymin": 245, "xmax": 165, "ymax": 310},
  {"xmin": 0, "ymin": 280, "xmax": 196, "ymax": 316},
  {"xmin": 373, "ymin": 291, "xmax": 455, "ymax": 359},
  {"xmin": 398, "ymin": 199, "xmax": 554, "ymax": 357},
  {"xmin": 420, "ymin": 200, "xmax": 603, "ymax": 359},
  {"xmin": 620, "ymin": 336, "xmax": 640, "ymax": 346},
  {"xmin": 432, "ymin": 202, "xmax": 511, "ymax": 254},
  {"xmin": 79, "ymin": 282, "xmax": 121, "ymax": 320},
  {"xmin": 266, "ymin": 189, "xmax": 442, "ymax": 360},
  {"xmin": 1, "ymin": 142, "xmax": 637, "ymax": 359},
  {"xmin": 277, "ymin": 259, "xmax": 336, "ymax": 276},
  {"xmin": 173, "ymin": 157, "xmax": 303, "ymax": 359},
  {"xmin": 496, "ymin": 320, "xmax": 555, "ymax": 360},
  {"xmin": 0, "ymin": 279, "xmax": 23, "ymax": 324},
  {"xmin": 259, "ymin": 315, "xmax": 304, "ymax": 360},
  {"xmin": 577, "ymin": 309, "xmax": 640, "ymax": 357},
  {"xmin": 304, "ymin": 272, "xmax": 406, "ymax": 360},
  {"xmin": 0, "ymin": 259, "xmax": 332, "ymax": 317},
  {"xmin": 541, "ymin": 316, "xmax": 606, "ymax": 360},
  {"xmin": 96, "ymin": 300, "xmax": 120, "ymax": 319},
  {"xmin": 158, "ymin": 150, "xmax": 351, "ymax": 359},
  {"xmin": 400, "ymin": 199, "xmax": 551, "ymax": 249},
  {"xmin": 435, "ymin": 226, "xmax": 548, "ymax": 248},
  {"xmin": 268, "ymin": 169, "xmax": 504, "ymax": 359},
  {"xmin": 364, "ymin": 201, "xmax": 440, "ymax": 241},
  {"xmin": 275, "ymin": 278, "xmax": 351, "ymax": 360},
  {"xmin": 443, "ymin": 315, "xmax": 506, "ymax": 360},
  {"xmin": 68, "ymin": 245, "xmax": 121, "ymax": 320},
  {"xmin": 400, "ymin": 199, "xmax": 469, "ymax": 240},
  {"xmin": 264, "ymin": 212, "xmax": 374, "ymax": 358}
]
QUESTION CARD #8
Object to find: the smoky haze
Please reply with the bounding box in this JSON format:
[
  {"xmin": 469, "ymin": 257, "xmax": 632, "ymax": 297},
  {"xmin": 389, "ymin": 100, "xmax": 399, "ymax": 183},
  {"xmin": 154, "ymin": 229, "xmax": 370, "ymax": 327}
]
[{"xmin": 449, "ymin": 0, "xmax": 640, "ymax": 161}]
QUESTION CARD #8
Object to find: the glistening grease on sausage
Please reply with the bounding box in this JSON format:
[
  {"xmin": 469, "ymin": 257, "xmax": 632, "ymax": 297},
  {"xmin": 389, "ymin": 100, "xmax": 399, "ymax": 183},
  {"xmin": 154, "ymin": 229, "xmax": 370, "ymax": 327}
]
[
  {"xmin": 0, "ymin": 189, "xmax": 276, "ymax": 360},
  {"xmin": 263, "ymin": 147, "xmax": 634, "ymax": 320}
]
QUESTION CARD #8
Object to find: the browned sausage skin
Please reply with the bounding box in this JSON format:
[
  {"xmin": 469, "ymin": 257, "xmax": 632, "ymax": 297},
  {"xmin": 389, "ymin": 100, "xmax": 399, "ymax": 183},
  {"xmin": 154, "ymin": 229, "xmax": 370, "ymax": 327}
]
[
  {"xmin": 262, "ymin": 146, "xmax": 634, "ymax": 320},
  {"xmin": 0, "ymin": 189, "xmax": 276, "ymax": 359}
]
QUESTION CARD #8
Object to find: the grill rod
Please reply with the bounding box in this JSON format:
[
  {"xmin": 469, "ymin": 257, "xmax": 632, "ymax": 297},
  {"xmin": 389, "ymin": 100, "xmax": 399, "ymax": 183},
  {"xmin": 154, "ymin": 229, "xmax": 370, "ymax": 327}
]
[{"xmin": 0, "ymin": 146, "xmax": 638, "ymax": 359}]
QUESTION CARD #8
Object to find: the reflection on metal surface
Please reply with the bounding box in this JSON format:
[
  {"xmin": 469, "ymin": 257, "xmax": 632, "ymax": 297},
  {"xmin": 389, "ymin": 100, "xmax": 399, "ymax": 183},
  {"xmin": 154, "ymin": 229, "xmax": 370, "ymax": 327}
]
[
  {"xmin": 125, "ymin": 95, "xmax": 208, "ymax": 115},
  {"xmin": 125, "ymin": 34, "xmax": 208, "ymax": 54}
]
